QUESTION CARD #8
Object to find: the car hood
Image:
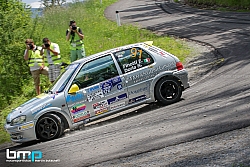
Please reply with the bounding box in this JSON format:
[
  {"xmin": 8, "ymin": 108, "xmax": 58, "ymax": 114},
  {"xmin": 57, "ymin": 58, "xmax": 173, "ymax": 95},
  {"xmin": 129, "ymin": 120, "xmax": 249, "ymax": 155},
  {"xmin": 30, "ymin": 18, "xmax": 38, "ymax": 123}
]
[{"xmin": 6, "ymin": 93, "xmax": 52, "ymax": 123}]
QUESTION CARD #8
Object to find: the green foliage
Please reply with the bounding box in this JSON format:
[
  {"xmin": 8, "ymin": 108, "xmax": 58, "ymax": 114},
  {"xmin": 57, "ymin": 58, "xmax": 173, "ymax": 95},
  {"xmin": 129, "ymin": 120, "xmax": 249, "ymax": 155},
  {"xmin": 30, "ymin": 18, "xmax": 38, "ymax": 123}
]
[
  {"xmin": 186, "ymin": 0, "xmax": 250, "ymax": 9},
  {"xmin": 0, "ymin": 0, "xmax": 43, "ymax": 109},
  {"xmin": 39, "ymin": 0, "xmax": 190, "ymax": 62}
]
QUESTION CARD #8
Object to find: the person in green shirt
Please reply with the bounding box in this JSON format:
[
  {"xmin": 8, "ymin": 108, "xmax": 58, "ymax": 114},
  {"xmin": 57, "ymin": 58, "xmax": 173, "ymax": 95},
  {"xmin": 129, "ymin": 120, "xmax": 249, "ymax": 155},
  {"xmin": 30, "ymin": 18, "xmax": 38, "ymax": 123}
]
[{"xmin": 66, "ymin": 20, "xmax": 86, "ymax": 62}]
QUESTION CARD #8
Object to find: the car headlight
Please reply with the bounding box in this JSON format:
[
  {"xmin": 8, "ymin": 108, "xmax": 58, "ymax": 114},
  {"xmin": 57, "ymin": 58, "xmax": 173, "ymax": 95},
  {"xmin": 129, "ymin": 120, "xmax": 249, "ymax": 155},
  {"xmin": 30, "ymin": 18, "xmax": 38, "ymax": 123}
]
[{"xmin": 11, "ymin": 115, "xmax": 26, "ymax": 126}]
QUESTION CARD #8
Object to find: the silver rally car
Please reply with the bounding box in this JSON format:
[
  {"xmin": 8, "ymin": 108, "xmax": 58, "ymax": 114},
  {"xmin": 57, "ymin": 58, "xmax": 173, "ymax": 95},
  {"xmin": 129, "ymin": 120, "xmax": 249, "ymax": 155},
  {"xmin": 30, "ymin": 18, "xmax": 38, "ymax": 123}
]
[{"xmin": 5, "ymin": 41, "xmax": 189, "ymax": 143}]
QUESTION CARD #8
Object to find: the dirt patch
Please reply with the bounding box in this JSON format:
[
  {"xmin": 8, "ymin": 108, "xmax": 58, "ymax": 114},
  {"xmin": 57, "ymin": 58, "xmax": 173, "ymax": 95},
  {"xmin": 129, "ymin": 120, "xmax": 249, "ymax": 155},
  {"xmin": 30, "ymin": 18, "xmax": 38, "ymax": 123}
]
[{"xmin": 181, "ymin": 39, "xmax": 224, "ymax": 86}]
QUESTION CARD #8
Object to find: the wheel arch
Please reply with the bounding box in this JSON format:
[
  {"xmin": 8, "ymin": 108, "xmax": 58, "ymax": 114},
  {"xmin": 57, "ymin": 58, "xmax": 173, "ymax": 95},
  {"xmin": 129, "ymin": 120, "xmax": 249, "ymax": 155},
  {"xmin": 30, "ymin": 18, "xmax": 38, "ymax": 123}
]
[
  {"xmin": 33, "ymin": 107, "xmax": 71, "ymax": 138},
  {"xmin": 150, "ymin": 72, "xmax": 184, "ymax": 101}
]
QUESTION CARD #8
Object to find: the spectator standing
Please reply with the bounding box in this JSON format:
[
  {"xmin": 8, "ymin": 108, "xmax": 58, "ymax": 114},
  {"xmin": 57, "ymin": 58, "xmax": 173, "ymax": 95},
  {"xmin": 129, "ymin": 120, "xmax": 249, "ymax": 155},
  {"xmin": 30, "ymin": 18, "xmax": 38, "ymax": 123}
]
[
  {"xmin": 24, "ymin": 39, "xmax": 48, "ymax": 95},
  {"xmin": 40, "ymin": 38, "xmax": 61, "ymax": 83},
  {"xmin": 66, "ymin": 20, "xmax": 86, "ymax": 62}
]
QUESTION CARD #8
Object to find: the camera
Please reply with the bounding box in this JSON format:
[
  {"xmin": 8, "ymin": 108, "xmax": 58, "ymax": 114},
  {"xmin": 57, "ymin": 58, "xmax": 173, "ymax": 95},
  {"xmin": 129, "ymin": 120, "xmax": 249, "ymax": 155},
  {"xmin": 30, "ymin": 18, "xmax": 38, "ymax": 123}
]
[
  {"xmin": 44, "ymin": 43, "xmax": 50, "ymax": 48},
  {"xmin": 28, "ymin": 43, "xmax": 33, "ymax": 50},
  {"xmin": 72, "ymin": 25, "xmax": 77, "ymax": 30}
]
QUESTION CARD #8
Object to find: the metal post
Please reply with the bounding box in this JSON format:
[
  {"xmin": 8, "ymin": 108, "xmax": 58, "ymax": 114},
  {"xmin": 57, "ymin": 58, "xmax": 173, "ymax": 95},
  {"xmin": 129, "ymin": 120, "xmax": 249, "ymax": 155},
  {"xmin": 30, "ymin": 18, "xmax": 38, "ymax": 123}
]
[{"xmin": 116, "ymin": 11, "xmax": 121, "ymax": 26}]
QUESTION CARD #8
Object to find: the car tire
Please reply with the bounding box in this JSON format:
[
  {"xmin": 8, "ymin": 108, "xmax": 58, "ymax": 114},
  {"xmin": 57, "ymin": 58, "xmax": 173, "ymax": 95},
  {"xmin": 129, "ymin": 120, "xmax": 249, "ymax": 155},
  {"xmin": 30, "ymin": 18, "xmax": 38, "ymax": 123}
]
[
  {"xmin": 36, "ymin": 113, "xmax": 64, "ymax": 141},
  {"xmin": 155, "ymin": 77, "xmax": 182, "ymax": 105}
]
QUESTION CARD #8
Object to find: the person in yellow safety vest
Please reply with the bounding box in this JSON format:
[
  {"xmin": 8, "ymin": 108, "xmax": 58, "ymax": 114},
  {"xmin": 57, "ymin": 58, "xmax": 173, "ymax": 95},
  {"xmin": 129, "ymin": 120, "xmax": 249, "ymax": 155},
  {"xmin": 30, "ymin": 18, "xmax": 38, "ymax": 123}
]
[
  {"xmin": 66, "ymin": 20, "xmax": 86, "ymax": 62},
  {"xmin": 24, "ymin": 39, "xmax": 49, "ymax": 95},
  {"xmin": 40, "ymin": 38, "xmax": 61, "ymax": 83}
]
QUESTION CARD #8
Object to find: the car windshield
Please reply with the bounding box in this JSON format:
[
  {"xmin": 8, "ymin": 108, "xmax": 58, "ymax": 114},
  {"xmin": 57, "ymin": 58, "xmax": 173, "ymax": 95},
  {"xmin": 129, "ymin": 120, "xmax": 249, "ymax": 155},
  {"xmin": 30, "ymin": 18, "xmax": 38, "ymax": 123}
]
[{"xmin": 47, "ymin": 63, "xmax": 80, "ymax": 93}]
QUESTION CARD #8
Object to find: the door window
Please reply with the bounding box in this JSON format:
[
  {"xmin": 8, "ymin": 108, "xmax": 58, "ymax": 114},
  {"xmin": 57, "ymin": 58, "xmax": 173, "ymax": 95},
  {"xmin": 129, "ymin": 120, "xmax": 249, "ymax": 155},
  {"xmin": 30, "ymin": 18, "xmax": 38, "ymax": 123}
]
[
  {"xmin": 114, "ymin": 47, "xmax": 154, "ymax": 73},
  {"xmin": 72, "ymin": 55, "xmax": 119, "ymax": 89}
]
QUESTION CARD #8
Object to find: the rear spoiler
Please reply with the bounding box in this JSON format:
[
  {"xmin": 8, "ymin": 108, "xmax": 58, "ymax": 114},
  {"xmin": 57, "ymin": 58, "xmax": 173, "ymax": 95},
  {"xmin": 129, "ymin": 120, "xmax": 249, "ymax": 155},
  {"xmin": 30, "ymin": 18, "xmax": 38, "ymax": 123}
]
[{"xmin": 144, "ymin": 41, "xmax": 153, "ymax": 46}]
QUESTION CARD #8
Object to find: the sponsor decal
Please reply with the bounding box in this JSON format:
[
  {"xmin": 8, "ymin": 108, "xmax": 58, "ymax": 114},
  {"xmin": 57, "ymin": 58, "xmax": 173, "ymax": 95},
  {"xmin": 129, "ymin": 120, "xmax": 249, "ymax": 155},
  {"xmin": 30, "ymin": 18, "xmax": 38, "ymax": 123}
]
[
  {"xmin": 129, "ymin": 84, "xmax": 149, "ymax": 95},
  {"xmin": 66, "ymin": 91, "xmax": 84, "ymax": 103},
  {"xmin": 111, "ymin": 76, "xmax": 122, "ymax": 86},
  {"xmin": 149, "ymin": 47, "xmax": 167, "ymax": 56},
  {"xmin": 110, "ymin": 102, "xmax": 126, "ymax": 110},
  {"xmin": 71, "ymin": 103, "xmax": 86, "ymax": 114},
  {"xmin": 31, "ymin": 103, "xmax": 52, "ymax": 115},
  {"xmin": 101, "ymin": 76, "xmax": 122, "ymax": 94},
  {"xmin": 114, "ymin": 51, "xmax": 125, "ymax": 57},
  {"xmin": 68, "ymin": 101, "xmax": 84, "ymax": 108},
  {"xmin": 129, "ymin": 95, "xmax": 147, "ymax": 104},
  {"xmin": 107, "ymin": 93, "xmax": 127, "ymax": 105},
  {"xmin": 101, "ymin": 81, "xmax": 112, "ymax": 94},
  {"xmin": 93, "ymin": 100, "xmax": 109, "ymax": 115},
  {"xmin": 122, "ymin": 59, "xmax": 143, "ymax": 73},
  {"xmin": 158, "ymin": 51, "xmax": 166, "ymax": 56},
  {"xmin": 18, "ymin": 122, "xmax": 34, "ymax": 131},
  {"xmin": 86, "ymin": 85, "xmax": 100, "ymax": 94},
  {"xmin": 127, "ymin": 62, "xmax": 175, "ymax": 83},
  {"xmin": 72, "ymin": 111, "xmax": 90, "ymax": 123},
  {"xmin": 95, "ymin": 108, "xmax": 108, "ymax": 115},
  {"xmin": 117, "ymin": 83, "xmax": 123, "ymax": 90},
  {"xmin": 87, "ymin": 89, "xmax": 104, "ymax": 102},
  {"xmin": 148, "ymin": 47, "xmax": 158, "ymax": 53},
  {"xmin": 143, "ymin": 58, "xmax": 151, "ymax": 63}
]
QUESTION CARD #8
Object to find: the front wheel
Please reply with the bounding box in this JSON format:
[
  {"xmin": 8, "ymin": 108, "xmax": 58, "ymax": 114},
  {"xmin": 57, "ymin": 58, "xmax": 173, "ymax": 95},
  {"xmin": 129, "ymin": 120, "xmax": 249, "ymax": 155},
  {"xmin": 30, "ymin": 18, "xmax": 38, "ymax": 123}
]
[
  {"xmin": 36, "ymin": 113, "xmax": 64, "ymax": 141},
  {"xmin": 155, "ymin": 78, "xmax": 182, "ymax": 105}
]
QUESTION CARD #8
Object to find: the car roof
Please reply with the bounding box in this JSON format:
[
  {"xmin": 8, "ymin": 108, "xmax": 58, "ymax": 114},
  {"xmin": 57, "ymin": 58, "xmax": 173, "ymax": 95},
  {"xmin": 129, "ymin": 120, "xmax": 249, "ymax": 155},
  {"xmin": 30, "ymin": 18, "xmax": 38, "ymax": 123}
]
[{"xmin": 71, "ymin": 41, "xmax": 154, "ymax": 64}]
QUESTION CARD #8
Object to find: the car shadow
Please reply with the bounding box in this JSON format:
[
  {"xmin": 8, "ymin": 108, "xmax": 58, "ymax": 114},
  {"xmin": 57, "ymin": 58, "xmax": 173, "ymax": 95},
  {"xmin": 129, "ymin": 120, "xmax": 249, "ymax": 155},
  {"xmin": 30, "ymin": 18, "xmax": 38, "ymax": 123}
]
[
  {"xmin": 0, "ymin": 140, "xmax": 41, "ymax": 152},
  {"xmin": 80, "ymin": 98, "xmax": 185, "ymax": 130},
  {"xmin": 0, "ymin": 99, "xmax": 185, "ymax": 150}
]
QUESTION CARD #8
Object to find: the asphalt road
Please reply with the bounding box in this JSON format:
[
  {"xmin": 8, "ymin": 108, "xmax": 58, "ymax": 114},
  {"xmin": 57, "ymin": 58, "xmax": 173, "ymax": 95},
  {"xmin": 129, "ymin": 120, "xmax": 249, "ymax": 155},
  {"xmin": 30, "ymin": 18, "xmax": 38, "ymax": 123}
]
[{"xmin": 1, "ymin": 0, "xmax": 250, "ymax": 166}]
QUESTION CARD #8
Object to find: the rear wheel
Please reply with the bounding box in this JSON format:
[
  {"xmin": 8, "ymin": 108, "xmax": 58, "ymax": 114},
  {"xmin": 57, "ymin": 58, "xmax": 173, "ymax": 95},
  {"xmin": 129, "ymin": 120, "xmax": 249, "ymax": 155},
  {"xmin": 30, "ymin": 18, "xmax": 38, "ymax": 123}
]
[
  {"xmin": 36, "ymin": 113, "xmax": 64, "ymax": 141},
  {"xmin": 155, "ymin": 78, "xmax": 182, "ymax": 105}
]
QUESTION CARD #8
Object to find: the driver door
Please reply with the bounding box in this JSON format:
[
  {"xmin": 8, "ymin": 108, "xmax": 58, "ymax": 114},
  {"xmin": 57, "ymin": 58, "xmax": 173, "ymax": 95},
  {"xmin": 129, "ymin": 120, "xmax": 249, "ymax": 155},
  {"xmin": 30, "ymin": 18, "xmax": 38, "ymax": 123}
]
[{"xmin": 65, "ymin": 54, "xmax": 128, "ymax": 123}]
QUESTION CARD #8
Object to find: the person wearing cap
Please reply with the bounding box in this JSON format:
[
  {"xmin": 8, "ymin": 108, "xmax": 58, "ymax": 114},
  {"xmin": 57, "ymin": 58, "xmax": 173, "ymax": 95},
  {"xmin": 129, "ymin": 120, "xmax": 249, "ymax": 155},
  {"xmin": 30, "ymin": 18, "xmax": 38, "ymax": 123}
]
[
  {"xmin": 40, "ymin": 38, "xmax": 61, "ymax": 83},
  {"xmin": 24, "ymin": 39, "xmax": 49, "ymax": 95},
  {"xmin": 66, "ymin": 20, "xmax": 86, "ymax": 62}
]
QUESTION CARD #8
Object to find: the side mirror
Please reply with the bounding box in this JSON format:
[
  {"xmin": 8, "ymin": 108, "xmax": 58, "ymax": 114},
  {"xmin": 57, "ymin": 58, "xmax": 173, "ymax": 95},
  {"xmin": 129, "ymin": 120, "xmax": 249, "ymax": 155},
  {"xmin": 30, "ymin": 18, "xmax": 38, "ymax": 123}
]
[{"xmin": 68, "ymin": 84, "xmax": 79, "ymax": 94}]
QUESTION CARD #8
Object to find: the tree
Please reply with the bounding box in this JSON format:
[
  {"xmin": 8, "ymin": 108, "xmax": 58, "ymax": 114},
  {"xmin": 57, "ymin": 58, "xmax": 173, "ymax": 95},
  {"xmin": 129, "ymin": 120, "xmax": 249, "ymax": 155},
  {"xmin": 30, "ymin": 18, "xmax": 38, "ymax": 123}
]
[
  {"xmin": 40, "ymin": 0, "xmax": 66, "ymax": 8},
  {"xmin": 0, "ymin": 0, "xmax": 43, "ymax": 109}
]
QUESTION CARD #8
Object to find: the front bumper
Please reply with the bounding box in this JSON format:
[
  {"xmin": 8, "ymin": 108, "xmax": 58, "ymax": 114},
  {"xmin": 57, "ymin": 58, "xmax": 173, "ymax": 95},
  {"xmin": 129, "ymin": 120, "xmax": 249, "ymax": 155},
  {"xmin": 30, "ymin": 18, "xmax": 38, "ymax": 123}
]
[{"xmin": 4, "ymin": 121, "xmax": 37, "ymax": 143}]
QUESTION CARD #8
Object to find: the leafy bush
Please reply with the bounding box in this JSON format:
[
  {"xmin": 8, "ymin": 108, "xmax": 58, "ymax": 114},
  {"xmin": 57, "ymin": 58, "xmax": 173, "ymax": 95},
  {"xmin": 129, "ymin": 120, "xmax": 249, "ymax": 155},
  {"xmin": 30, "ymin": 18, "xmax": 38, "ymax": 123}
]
[
  {"xmin": 0, "ymin": 0, "xmax": 44, "ymax": 109},
  {"xmin": 185, "ymin": 0, "xmax": 250, "ymax": 9}
]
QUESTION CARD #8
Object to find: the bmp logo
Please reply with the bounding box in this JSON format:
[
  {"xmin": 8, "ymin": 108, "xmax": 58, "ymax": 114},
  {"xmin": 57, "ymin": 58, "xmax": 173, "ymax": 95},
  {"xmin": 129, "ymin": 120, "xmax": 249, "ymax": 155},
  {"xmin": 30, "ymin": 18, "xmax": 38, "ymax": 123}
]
[{"xmin": 6, "ymin": 149, "xmax": 42, "ymax": 162}]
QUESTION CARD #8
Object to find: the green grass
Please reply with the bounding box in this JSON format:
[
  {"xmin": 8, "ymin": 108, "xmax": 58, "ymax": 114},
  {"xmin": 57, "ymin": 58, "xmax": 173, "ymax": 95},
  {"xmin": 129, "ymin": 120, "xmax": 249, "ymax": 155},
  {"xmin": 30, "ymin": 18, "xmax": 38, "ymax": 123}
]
[{"xmin": 0, "ymin": 0, "xmax": 193, "ymax": 145}]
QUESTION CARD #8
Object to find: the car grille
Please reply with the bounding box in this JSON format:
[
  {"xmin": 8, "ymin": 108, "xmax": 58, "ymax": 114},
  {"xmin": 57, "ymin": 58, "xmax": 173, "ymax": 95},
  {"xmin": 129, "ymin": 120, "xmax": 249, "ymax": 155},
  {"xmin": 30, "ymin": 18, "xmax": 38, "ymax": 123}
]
[{"xmin": 10, "ymin": 133, "xmax": 23, "ymax": 140}]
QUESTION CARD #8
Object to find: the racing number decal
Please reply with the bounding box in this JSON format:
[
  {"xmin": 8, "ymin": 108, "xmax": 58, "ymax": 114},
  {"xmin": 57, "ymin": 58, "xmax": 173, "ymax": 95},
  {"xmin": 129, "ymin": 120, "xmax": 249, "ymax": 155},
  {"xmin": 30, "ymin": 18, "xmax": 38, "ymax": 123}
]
[{"xmin": 130, "ymin": 48, "xmax": 142, "ymax": 59}]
